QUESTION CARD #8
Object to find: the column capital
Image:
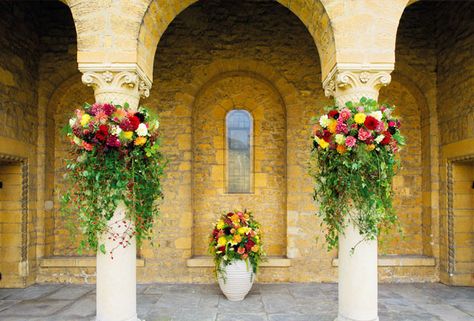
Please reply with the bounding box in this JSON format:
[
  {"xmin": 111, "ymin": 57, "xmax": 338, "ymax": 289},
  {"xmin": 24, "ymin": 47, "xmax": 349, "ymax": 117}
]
[
  {"xmin": 79, "ymin": 63, "xmax": 152, "ymax": 110},
  {"xmin": 323, "ymin": 64, "xmax": 393, "ymax": 106}
]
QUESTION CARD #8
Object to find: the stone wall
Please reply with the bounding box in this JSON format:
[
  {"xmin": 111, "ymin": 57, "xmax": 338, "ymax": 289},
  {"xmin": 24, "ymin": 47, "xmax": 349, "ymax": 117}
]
[
  {"xmin": 0, "ymin": 2, "xmax": 41, "ymax": 287},
  {"xmin": 0, "ymin": 3, "xmax": 39, "ymax": 146},
  {"xmin": 436, "ymin": 2, "xmax": 474, "ymax": 285},
  {"xmin": 3, "ymin": 0, "xmax": 471, "ymax": 285},
  {"xmin": 436, "ymin": 2, "xmax": 474, "ymax": 146}
]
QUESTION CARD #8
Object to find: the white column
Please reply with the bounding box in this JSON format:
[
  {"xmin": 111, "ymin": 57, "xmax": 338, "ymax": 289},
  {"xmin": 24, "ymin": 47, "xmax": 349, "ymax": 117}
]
[
  {"xmin": 337, "ymin": 221, "xmax": 379, "ymax": 321},
  {"xmin": 96, "ymin": 202, "xmax": 138, "ymax": 321},
  {"xmin": 323, "ymin": 64, "xmax": 393, "ymax": 321},
  {"xmin": 79, "ymin": 64, "xmax": 152, "ymax": 321}
]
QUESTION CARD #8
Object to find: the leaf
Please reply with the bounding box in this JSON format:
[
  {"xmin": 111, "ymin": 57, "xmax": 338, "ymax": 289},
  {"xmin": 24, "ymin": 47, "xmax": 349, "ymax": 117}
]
[{"xmin": 99, "ymin": 244, "xmax": 106, "ymax": 254}]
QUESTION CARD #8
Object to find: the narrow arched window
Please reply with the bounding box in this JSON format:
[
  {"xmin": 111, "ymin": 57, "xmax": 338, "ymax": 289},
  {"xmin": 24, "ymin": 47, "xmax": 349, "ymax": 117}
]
[{"xmin": 226, "ymin": 110, "xmax": 252, "ymax": 193}]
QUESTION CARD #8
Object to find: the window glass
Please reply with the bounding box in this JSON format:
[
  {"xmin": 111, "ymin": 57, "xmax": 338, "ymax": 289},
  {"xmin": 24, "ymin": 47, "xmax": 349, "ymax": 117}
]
[{"xmin": 227, "ymin": 110, "xmax": 252, "ymax": 193}]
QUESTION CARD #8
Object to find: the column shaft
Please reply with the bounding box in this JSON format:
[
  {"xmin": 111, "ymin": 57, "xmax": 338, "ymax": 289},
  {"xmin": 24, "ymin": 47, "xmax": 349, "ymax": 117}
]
[{"xmin": 323, "ymin": 65, "xmax": 393, "ymax": 321}]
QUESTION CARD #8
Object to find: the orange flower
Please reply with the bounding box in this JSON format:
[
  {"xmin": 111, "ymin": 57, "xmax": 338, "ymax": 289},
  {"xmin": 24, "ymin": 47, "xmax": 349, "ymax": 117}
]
[
  {"xmin": 336, "ymin": 144, "xmax": 346, "ymax": 154},
  {"xmin": 251, "ymin": 245, "xmax": 259, "ymax": 252},
  {"xmin": 134, "ymin": 136, "xmax": 147, "ymax": 146},
  {"xmin": 233, "ymin": 234, "xmax": 242, "ymax": 244},
  {"xmin": 328, "ymin": 119, "xmax": 337, "ymax": 134}
]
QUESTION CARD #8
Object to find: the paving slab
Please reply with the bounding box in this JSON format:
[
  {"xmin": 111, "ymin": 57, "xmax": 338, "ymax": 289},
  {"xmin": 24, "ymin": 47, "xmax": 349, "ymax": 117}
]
[{"xmin": 0, "ymin": 283, "xmax": 472, "ymax": 321}]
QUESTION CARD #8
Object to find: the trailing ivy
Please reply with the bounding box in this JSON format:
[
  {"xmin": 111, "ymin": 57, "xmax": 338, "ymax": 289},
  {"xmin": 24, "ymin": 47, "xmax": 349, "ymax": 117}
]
[
  {"xmin": 60, "ymin": 103, "xmax": 166, "ymax": 254},
  {"xmin": 309, "ymin": 97, "xmax": 404, "ymax": 250}
]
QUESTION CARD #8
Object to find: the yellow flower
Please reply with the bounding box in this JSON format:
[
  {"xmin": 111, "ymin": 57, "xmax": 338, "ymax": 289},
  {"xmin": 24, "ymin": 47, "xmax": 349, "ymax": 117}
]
[
  {"xmin": 237, "ymin": 227, "xmax": 246, "ymax": 235},
  {"xmin": 134, "ymin": 136, "xmax": 147, "ymax": 146},
  {"xmin": 315, "ymin": 137, "xmax": 329, "ymax": 149},
  {"xmin": 123, "ymin": 131, "xmax": 133, "ymax": 140},
  {"xmin": 366, "ymin": 144, "xmax": 375, "ymax": 151},
  {"xmin": 216, "ymin": 220, "xmax": 225, "ymax": 230},
  {"xmin": 80, "ymin": 114, "xmax": 91, "ymax": 127},
  {"xmin": 217, "ymin": 236, "xmax": 227, "ymax": 246},
  {"xmin": 328, "ymin": 119, "xmax": 337, "ymax": 134},
  {"xmin": 251, "ymin": 245, "xmax": 260, "ymax": 252},
  {"xmin": 335, "ymin": 134, "xmax": 345, "ymax": 145},
  {"xmin": 354, "ymin": 113, "xmax": 366, "ymax": 124}
]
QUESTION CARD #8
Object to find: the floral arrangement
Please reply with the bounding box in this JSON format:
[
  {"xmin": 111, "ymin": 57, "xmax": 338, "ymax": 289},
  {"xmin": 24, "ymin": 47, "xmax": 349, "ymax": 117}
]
[
  {"xmin": 209, "ymin": 210, "xmax": 265, "ymax": 275},
  {"xmin": 61, "ymin": 102, "xmax": 166, "ymax": 255},
  {"xmin": 310, "ymin": 97, "xmax": 405, "ymax": 250}
]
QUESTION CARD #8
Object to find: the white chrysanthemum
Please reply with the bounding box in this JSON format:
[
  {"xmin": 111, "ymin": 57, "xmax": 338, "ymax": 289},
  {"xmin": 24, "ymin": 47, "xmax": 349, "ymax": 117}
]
[
  {"xmin": 69, "ymin": 118, "xmax": 76, "ymax": 127},
  {"xmin": 111, "ymin": 126, "xmax": 122, "ymax": 136},
  {"xmin": 335, "ymin": 134, "xmax": 346, "ymax": 145},
  {"xmin": 375, "ymin": 134, "xmax": 385, "ymax": 144},
  {"xmin": 319, "ymin": 115, "xmax": 329, "ymax": 128},
  {"xmin": 370, "ymin": 111, "xmax": 383, "ymax": 121},
  {"xmin": 136, "ymin": 123, "xmax": 148, "ymax": 136}
]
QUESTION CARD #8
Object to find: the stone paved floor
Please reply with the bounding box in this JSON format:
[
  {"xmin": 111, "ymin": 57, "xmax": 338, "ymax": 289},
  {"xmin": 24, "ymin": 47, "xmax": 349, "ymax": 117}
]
[{"xmin": 0, "ymin": 283, "xmax": 472, "ymax": 321}]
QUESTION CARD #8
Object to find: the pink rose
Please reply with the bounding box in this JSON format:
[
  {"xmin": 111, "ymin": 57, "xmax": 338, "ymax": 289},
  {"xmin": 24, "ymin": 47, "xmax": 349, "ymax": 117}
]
[
  {"xmin": 375, "ymin": 120, "xmax": 385, "ymax": 132},
  {"xmin": 388, "ymin": 120, "xmax": 396, "ymax": 127},
  {"xmin": 339, "ymin": 108, "xmax": 351, "ymax": 121},
  {"xmin": 357, "ymin": 106, "xmax": 365, "ymax": 112},
  {"xmin": 358, "ymin": 128, "xmax": 371, "ymax": 141},
  {"xmin": 345, "ymin": 136, "xmax": 356, "ymax": 147},
  {"xmin": 336, "ymin": 119, "xmax": 349, "ymax": 134}
]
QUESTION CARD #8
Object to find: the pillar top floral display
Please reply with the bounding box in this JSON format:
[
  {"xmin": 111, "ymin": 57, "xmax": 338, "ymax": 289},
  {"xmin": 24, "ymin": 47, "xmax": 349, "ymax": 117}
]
[
  {"xmin": 61, "ymin": 102, "xmax": 166, "ymax": 255},
  {"xmin": 310, "ymin": 97, "xmax": 405, "ymax": 250}
]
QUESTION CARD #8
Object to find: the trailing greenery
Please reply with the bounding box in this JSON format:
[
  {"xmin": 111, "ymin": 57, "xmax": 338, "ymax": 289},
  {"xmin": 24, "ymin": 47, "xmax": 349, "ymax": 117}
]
[
  {"xmin": 60, "ymin": 103, "xmax": 166, "ymax": 254},
  {"xmin": 310, "ymin": 97, "xmax": 404, "ymax": 250}
]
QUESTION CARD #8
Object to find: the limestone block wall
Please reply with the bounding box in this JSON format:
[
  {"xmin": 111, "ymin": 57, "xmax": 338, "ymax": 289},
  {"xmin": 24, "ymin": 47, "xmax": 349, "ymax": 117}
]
[
  {"xmin": 436, "ymin": 2, "xmax": 474, "ymax": 146},
  {"xmin": 0, "ymin": 2, "xmax": 41, "ymax": 287},
  {"xmin": 436, "ymin": 2, "xmax": 474, "ymax": 285},
  {"xmin": 192, "ymin": 75, "xmax": 287, "ymax": 257},
  {"xmin": 3, "ymin": 0, "xmax": 469, "ymax": 285},
  {"xmin": 379, "ymin": 81, "xmax": 423, "ymax": 255},
  {"xmin": 140, "ymin": 0, "xmax": 329, "ymax": 283}
]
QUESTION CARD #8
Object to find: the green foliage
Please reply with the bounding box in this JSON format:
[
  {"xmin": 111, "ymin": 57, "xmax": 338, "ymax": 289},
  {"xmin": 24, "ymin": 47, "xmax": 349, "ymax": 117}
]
[
  {"xmin": 60, "ymin": 105, "xmax": 166, "ymax": 254},
  {"xmin": 309, "ymin": 98, "xmax": 403, "ymax": 250}
]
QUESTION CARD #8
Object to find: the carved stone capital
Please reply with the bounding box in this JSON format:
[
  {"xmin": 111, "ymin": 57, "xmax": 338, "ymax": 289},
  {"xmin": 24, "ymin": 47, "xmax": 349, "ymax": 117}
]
[
  {"xmin": 79, "ymin": 64, "xmax": 152, "ymax": 111},
  {"xmin": 323, "ymin": 64, "xmax": 393, "ymax": 106}
]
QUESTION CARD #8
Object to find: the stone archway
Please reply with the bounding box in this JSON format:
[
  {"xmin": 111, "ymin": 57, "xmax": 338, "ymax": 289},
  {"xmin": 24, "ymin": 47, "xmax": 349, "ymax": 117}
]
[
  {"xmin": 192, "ymin": 71, "xmax": 287, "ymax": 257},
  {"xmin": 137, "ymin": 0, "xmax": 336, "ymax": 80}
]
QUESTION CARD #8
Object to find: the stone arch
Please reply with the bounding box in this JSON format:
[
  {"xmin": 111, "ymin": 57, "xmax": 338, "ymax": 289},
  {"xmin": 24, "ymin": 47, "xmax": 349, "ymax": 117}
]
[{"xmin": 137, "ymin": 0, "xmax": 336, "ymax": 81}]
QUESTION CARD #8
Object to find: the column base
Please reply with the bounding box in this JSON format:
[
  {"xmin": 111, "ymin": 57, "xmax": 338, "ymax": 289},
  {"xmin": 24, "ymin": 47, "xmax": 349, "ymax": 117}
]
[{"xmin": 335, "ymin": 314, "xmax": 379, "ymax": 321}]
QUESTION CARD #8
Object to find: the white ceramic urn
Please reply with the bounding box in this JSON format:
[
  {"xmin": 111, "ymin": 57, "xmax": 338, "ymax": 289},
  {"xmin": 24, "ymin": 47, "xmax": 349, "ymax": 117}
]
[{"xmin": 218, "ymin": 259, "xmax": 255, "ymax": 301}]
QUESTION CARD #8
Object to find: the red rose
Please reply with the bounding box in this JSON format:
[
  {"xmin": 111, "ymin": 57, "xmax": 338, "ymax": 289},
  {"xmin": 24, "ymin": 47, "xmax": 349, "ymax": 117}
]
[
  {"xmin": 119, "ymin": 118, "xmax": 132, "ymax": 131},
  {"xmin": 381, "ymin": 131, "xmax": 392, "ymax": 145},
  {"xmin": 245, "ymin": 239, "xmax": 255, "ymax": 251},
  {"xmin": 364, "ymin": 116, "xmax": 379, "ymax": 130},
  {"xmin": 322, "ymin": 130, "xmax": 332, "ymax": 143},
  {"xmin": 128, "ymin": 115, "xmax": 140, "ymax": 131},
  {"xmin": 218, "ymin": 246, "xmax": 226, "ymax": 253},
  {"xmin": 328, "ymin": 110, "xmax": 339, "ymax": 119}
]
